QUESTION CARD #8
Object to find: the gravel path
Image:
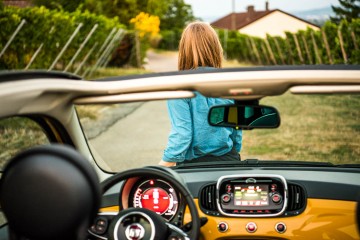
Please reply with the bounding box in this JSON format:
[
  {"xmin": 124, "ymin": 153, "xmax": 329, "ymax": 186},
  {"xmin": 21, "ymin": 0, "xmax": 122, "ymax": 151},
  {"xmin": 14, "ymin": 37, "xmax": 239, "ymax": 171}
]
[{"xmin": 87, "ymin": 51, "xmax": 178, "ymax": 171}]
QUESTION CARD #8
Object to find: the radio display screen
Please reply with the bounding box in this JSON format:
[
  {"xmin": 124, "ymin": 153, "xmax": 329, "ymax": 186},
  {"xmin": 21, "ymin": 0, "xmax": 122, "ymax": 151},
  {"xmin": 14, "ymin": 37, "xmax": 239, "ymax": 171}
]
[{"xmin": 234, "ymin": 184, "xmax": 269, "ymax": 206}]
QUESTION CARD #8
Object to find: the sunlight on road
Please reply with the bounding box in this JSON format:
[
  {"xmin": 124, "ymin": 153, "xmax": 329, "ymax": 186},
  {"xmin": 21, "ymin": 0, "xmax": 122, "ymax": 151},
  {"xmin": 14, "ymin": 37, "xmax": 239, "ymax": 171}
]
[
  {"xmin": 90, "ymin": 101, "xmax": 170, "ymax": 172},
  {"xmin": 144, "ymin": 50, "xmax": 178, "ymax": 72}
]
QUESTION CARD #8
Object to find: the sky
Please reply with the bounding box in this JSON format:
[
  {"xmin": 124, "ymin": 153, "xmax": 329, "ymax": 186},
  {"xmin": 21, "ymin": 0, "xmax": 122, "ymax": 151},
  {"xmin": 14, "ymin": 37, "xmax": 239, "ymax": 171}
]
[{"xmin": 184, "ymin": 0, "xmax": 340, "ymax": 22}]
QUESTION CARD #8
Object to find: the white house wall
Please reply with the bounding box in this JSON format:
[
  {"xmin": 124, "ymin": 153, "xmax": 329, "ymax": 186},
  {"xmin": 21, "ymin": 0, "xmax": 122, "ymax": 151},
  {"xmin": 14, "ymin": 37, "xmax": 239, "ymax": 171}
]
[{"xmin": 239, "ymin": 11, "xmax": 319, "ymax": 38}]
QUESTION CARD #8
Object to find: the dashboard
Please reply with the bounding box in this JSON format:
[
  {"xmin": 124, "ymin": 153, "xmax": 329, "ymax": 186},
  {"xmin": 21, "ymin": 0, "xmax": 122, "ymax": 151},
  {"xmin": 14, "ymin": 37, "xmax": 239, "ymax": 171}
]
[{"xmin": 92, "ymin": 167, "xmax": 360, "ymax": 240}]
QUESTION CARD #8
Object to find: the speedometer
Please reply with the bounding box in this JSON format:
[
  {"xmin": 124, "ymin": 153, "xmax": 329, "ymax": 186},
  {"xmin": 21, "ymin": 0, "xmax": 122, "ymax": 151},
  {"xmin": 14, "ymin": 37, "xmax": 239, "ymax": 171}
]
[{"xmin": 132, "ymin": 179, "xmax": 179, "ymax": 221}]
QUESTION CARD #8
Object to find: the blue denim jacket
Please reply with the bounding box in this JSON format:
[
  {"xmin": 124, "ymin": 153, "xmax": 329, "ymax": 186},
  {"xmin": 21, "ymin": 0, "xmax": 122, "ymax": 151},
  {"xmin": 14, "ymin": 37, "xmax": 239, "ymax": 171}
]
[{"xmin": 163, "ymin": 92, "xmax": 242, "ymax": 162}]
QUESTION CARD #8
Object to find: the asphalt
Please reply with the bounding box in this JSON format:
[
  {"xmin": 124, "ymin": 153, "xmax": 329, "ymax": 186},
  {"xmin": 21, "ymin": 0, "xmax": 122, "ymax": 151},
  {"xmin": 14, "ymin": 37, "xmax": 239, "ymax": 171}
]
[{"xmin": 88, "ymin": 51, "xmax": 178, "ymax": 172}]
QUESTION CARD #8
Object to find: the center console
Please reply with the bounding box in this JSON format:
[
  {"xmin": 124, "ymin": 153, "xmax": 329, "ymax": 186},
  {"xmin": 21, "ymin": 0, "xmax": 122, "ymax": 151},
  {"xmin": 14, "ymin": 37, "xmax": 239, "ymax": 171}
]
[{"xmin": 216, "ymin": 174, "xmax": 288, "ymax": 217}]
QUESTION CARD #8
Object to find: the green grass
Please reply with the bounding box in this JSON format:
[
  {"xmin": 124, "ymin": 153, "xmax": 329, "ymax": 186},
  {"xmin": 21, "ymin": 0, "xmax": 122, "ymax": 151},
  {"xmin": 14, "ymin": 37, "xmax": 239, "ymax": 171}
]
[
  {"xmin": 90, "ymin": 67, "xmax": 151, "ymax": 79},
  {"xmin": 241, "ymin": 93, "xmax": 360, "ymax": 164},
  {"xmin": 0, "ymin": 117, "xmax": 49, "ymax": 170}
]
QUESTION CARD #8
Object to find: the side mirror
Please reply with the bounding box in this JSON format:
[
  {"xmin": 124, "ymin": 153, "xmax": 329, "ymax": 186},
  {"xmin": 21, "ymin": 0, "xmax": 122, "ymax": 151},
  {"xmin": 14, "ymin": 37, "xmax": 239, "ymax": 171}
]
[{"xmin": 208, "ymin": 104, "xmax": 280, "ymax": 129}]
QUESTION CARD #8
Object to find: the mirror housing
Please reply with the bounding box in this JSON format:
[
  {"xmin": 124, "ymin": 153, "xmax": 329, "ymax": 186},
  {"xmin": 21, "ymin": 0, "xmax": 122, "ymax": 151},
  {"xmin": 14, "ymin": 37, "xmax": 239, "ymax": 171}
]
[{"xmin": 208, "ymin": 104, "xmax": 280, "ymax": 130}]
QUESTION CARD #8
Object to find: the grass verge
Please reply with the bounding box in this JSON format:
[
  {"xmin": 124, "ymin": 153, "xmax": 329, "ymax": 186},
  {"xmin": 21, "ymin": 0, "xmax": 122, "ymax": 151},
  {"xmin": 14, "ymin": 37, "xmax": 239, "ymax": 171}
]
[
  {"xmin": 89, "ymin": 67, "xmax": 151, "ymax": 79},
  {"xmin": 241, "ymin": 93, "xmax": 360, "ymax": 164}
]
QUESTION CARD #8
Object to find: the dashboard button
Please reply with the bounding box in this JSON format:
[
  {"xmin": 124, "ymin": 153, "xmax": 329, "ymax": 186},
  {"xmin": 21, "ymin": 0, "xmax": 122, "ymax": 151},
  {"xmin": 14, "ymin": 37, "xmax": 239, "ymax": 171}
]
[
  {"xmin": 221, "ymin": 194, "xmax": 231, "ymax": 203},
  {"xmin": 226, "ymin": 184, "xmax": 232, "ymax": 193},
  {"xmin": 218, "ymin": 222, "xmax": 228, "ymax": 232},
  {"xmin": 275, "ymin": 222, "xmax": 286, "ymax": 233},
  {"xmin": 272, "ymin": 193, "xmax": 282, "ymax": 204},
  {"xmin": 246, "ymin": 222, "xmax": 257, "ymax": 233}
]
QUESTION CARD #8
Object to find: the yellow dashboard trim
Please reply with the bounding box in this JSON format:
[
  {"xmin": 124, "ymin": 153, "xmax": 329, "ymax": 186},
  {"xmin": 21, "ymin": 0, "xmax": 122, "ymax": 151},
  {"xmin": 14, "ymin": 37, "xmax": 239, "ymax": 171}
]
[
  {"xmin": 100, "ymin": 206, "xmax": 119, "ymax": 212},
  {"xmin": 189, "ymin": 198, "xmax": 359, "ymax": 240},
  {"xmin": 100, "ymin": 198, "xmax": 359, "ymax": 239}
]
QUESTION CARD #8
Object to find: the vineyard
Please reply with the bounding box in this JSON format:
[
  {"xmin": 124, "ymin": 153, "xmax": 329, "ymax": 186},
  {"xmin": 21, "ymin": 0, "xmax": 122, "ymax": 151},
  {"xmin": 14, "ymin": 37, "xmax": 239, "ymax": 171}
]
[
  {"xmin": 0, "ymin": 6, "xmax": 126, "ymax": 76},
  {"xmin": 218, "ymin": 19, "xmax": 360, "ymax": 65},
  {"xmin": 1, "ymin": 5, "xmax": 359, "ymax": 77}
]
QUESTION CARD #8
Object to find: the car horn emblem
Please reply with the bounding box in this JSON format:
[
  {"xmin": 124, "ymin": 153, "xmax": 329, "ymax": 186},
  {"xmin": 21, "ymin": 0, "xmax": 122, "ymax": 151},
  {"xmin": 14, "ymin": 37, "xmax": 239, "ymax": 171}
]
[{"xmin": 125, "ymin": 223, "xmax": 145, "ymax": 240}]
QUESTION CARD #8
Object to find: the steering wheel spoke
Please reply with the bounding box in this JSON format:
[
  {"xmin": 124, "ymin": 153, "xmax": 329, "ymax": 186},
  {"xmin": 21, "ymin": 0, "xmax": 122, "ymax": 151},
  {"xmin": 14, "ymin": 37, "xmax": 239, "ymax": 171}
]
[{"xmin": 166, "ymin": 223, "xmax": 191, "ymax": 240}]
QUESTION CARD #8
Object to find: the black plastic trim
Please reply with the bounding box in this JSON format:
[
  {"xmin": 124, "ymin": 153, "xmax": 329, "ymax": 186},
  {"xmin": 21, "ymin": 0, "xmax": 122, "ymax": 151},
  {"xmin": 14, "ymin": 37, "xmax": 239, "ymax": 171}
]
[
  {"xmin": 187, "ymin": 178, "xmax": 360, "ymax": 201},
  {"xmin": 0, "ymin": 70, "xmax": 82, "ymax": 82},
  {"xmin": 101, "ymin": 194, "xmax": 119, "ymax": 208},
  {"xmin": 28, "ymin": 115, "xmax": 75, "ymax": 147},
  {"xmin": 284, "ymin": 182, "xmax": 307, "ymax": 216},
  {"xmin": 297, "ymin": 180, "xmax": 360, "ymax": 201}
]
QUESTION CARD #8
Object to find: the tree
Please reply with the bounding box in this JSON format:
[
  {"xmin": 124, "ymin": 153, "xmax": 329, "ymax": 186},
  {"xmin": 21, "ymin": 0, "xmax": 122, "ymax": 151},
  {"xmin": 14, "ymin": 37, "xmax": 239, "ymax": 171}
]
[
  {"xmin": 32, "ymin": 0, "xmax": 85, "ymax": 12},
  {"xmin": 81, "ymin": 0, "xmax": 194, "ymax": 30},
  {"xmin": 31, "ymin": 0, "xmax": 194, "ymax": 31},
  {"xmin": 331, "ymin": 0, "xmax": 360, "ymax": 23},
  {"xmin": 159, "ymin": 0, "xmax": 195, "ymax": 30}
]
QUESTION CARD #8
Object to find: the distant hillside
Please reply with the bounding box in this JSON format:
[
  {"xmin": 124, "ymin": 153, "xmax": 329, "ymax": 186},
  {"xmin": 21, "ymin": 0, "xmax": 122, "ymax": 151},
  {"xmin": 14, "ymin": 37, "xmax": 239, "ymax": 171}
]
[{"xmin": 291, "ymin": 6, "xmax": 335, "ymax": 26}]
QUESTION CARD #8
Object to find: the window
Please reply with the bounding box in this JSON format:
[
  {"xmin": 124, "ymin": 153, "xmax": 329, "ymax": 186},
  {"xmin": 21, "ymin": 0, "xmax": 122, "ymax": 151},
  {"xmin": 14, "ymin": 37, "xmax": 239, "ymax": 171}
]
[{"xmin": 0, "ymin": 117, "xmax": 50, "ymax": 171}]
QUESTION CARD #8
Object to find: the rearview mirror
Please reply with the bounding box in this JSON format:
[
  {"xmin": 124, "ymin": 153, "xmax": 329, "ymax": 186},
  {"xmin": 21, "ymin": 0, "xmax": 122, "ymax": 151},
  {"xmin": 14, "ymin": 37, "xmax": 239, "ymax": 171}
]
[{"xmin": 208, "ymin": 104, "xmax": 280, "ymax": 129}]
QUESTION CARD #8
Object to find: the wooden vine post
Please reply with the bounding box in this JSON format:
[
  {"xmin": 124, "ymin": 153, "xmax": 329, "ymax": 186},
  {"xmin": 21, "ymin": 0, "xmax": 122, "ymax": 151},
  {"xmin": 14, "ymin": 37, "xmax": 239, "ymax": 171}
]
[
  {"xmin": 301, "ymin": 34, "xmax": 312, "ymax": 64},
  {"xmin": 350, "ymin": 30, "xmax": 358, "ymax": 50},
  {"xmin": 260, "ymin": 42, "xmax": 270, "ymax": 65},
  {"xmin": 264, "ymin": 37, "xmax": 277, "ymax": 65},
  {"xmin": 310, "ymin": 31, "xmax": 322, "ymax": 64},
  {"xmin": 321, "ymin": 29, "xmax": 333, "ymax": 64},
  {"xmin": 273, "ymin": 37, "xmax": 285, "ymax": 65},
  {"xmin": 285, "ymin": 37, "xmax": 294, "ymax": 65},
  {"xmin": 241, "ymin": 38, "xmax": 252, "ymax": 62},
  {"xmin": 337, "ymin": 24, "xmax": 348, "ymax": 63},
  {"xmin": 249, "ymin": 37, "xmax": 262, "ymax": 65},
  {"xmin": 293, "ymin": 33, "xmax": 304, "ymax": 64}
]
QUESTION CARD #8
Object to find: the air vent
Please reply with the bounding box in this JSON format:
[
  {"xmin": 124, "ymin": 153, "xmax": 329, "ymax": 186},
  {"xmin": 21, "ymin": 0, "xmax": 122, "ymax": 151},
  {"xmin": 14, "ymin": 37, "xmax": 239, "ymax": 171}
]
[
  {"xmin": 199, "ymin": 183, "xmax": 217, "ymax": 212},
  {"xmin": 287, "ymin": 183, "xmax": 306, "ymax": 212}
]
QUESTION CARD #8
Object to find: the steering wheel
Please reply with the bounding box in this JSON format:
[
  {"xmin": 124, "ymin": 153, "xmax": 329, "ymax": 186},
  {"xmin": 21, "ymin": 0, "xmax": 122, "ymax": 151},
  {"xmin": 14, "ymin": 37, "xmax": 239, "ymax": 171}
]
[{"xmin": 100, "ymin": 167, "xmax": 200, "ymax": 240}]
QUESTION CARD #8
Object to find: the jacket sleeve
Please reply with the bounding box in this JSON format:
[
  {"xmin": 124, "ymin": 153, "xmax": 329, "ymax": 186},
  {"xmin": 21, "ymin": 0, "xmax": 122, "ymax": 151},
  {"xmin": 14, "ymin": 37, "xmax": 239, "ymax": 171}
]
[
  {"xmin": 232, "ymin": 130, "xmax": 242, "ymax": 153},
  {"xmin": 162, "ymin": 99, "xmax": 193, "ymax": 162}
]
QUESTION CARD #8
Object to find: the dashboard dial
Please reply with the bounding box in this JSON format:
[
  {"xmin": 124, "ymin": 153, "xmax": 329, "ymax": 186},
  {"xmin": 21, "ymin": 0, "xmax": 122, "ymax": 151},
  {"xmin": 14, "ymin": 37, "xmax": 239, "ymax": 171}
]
[{"xmin": 132, "ymin": 179, "xmax": 179, "ymax": 221}]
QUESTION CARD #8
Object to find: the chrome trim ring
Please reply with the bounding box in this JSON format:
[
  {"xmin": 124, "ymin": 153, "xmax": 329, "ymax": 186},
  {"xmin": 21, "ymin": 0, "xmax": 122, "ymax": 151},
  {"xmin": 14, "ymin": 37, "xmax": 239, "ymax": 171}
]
[
  {"xmin": 275, "ymin": 222, "xmax": 287, "ymax": 233},
  {"xmin": 216, "ymin": 174, "xmax": 288, "ymax": 218},
  {"xmin": 114, "ymin": 211, "xmax": 155, "ymax": 240},
  {"xmin": 246, "ymin": 222, "xmax": 257, "ymax": 233}
]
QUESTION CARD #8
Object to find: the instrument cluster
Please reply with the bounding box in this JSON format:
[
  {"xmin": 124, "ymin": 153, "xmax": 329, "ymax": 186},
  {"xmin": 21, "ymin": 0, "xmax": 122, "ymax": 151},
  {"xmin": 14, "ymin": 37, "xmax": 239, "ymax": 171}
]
[{"xmin": 121, "ymin": 177, "xmax": 180, "ymax": 221}]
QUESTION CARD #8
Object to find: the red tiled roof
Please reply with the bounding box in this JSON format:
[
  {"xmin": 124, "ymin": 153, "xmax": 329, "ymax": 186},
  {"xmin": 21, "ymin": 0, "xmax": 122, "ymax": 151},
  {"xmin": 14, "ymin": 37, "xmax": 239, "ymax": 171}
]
[
  {"xmin": 3, "ymin": 0, "xmax": 32, "ymax": 8},
  {"xmin": 211, "ymin": 7, "xmax": 319, "ymax": 31},
  {"xmin": 211, "ymin": 9, "xmax": 275, "ymax": 30}
]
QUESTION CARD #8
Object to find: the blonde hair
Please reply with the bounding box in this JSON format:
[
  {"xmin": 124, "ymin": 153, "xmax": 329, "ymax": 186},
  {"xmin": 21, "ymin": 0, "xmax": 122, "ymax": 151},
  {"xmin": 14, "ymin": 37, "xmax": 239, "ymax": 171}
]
[{"xmin": 178, "ymin": 22, "xmax": 223, "ymax": 70}]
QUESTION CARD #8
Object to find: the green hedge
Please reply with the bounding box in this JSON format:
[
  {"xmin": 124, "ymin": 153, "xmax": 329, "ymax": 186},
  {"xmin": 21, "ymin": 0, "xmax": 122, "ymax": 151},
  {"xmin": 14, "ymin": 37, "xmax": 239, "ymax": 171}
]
[
  {"xmin": 157, "ymin": 29, "xmax": 182, "ymax": 50},
  {"xmin": 217, "ymin": 18, "xmax": 360, "ymax": 65},
  {"xmin": 0, "ymin": 6, "xmax": 125, "ymax": 71}
]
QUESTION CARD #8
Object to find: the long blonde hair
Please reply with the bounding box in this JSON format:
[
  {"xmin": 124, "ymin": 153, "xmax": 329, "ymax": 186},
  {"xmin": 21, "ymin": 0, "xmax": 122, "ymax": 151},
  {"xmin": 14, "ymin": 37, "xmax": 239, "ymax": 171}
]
[{"xmin": 178, "ymin": 22, "xmax": 223, "ymax": 70}]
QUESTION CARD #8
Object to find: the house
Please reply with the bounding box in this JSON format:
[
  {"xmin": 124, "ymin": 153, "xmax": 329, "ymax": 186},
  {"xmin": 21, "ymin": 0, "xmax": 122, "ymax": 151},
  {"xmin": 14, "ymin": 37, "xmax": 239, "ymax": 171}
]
[{"xmin": 211, "ymin": 2, "xmax": 320, "ymax": 38}]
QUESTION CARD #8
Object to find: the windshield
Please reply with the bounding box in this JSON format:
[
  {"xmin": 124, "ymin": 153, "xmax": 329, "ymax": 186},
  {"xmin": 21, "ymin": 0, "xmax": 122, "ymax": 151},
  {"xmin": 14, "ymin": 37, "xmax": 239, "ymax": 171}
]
[
  {"xmin": 76, "ymin": 91, "xmax": 360, "ymax": 172},
  {"xmin": 1, "ymin": 0, "xmax": 359, "ymax": 172}
]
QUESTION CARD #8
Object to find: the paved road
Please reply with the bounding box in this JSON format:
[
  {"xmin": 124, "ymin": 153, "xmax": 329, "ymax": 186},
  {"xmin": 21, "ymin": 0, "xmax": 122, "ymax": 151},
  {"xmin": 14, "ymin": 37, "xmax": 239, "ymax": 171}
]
[
  {"xmin": 144, "ymin": 50, "xmax": 178, "ymax": 72},
  {"xmin": 90, "ymin": 51, "xmax": 177, "ymax": 171}
]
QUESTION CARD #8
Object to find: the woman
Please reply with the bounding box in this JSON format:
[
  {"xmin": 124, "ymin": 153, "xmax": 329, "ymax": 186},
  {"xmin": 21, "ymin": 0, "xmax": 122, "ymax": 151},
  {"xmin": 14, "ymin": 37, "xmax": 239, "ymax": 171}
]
[{"xmin": 159, "ymin": 22, "xmax": 242, "ymax": 167}]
